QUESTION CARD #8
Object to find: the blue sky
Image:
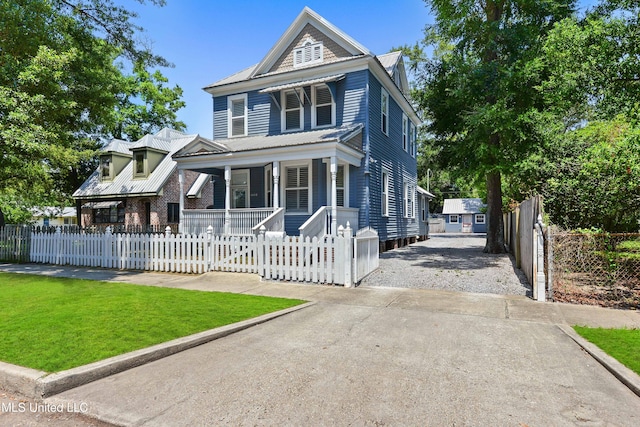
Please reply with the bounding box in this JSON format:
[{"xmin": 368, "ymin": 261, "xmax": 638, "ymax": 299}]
[
  {"xmin": 130, "ymin": 0, "xmax": 598, "ymax": 139},
  {"xmin": 129, "ymin": 0, "xmax": 433, "ymax": 138}
]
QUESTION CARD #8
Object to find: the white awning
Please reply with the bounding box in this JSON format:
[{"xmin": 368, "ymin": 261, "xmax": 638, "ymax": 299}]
[
  {"xmin": 82, "ymin": 201, "xmax": 122, "ymax": 209},
  {"xmin": 187, "ymin": 173, "xmax": 210, "ymax": 199},
  {"xmin": 258, "ymin": 74, "xmax": 345, "ymax": 93}
]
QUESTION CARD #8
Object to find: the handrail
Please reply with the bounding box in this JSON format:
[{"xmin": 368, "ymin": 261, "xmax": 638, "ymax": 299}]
[
  {"xmin": 299, "ymin": 206, "xmax": 329, "ymax": 240},
  {"xmin": 252, "ymin": 207, "xmax": 285, "ymax": 235}
]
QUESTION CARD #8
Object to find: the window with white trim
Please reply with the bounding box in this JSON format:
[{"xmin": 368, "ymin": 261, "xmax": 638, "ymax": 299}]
[
  {"xmin": 282, "ymin": 89, "xmax": 303, "ymax": 132},
  {"xmin": 404, "ymin": 182, "xmax": 415, "ymax": 218},
  {"xmin": 402, "ymin": 114, "xmax": 408, "ymax": 152},
  {"xmin": 228, "ymin": 94, "xmax": 247, "ymax": 137},
  {"xmin": 265, "ymin": 165, "xmax": 272, "ymax": 208},
  {"xmin": 381, "ymin": 169, "xmax": 389, "ymax": 217},
  {"xmin": 285, "ymin": 165, "xmax": 309, "ymax": 213},
  {"xmin": 475, "ymin": 214, "xmax": 486, "ymax": 224},
  {"xmin": 381, "ymin": 88, "xmax": 389, "ymax": 135},
  {"xmin": 293, "ymin": 38, "xmax": 323, "ymax": 67},
  {"xmin": 312, "ymin": 85, "xmax": 334, "ymax": 128},
  {"xmin": 409, "ymin": 122, "xmax": 416, "ymax": 157},
  {"xmin": 450, "ymin": 214, "xmax": 459, "ymax": 224}
]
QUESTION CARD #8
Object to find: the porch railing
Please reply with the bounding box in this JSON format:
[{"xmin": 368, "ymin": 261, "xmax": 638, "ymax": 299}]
[
  {"xmin": 182, "ymin": 208, "xmax": 275, "ymax": 235},
  {"xmin": 299, "ymin": 206, "xmax": 359, "ymax": 240},
  {"xmin": 182, "ymin": 210, "xmax": 225, "ymax": 235}
]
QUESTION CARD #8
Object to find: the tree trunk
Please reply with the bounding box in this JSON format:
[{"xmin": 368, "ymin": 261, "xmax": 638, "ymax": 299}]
[{"xmin": 484, "ymin": 170, "xmax": 506, "ymax": 253}]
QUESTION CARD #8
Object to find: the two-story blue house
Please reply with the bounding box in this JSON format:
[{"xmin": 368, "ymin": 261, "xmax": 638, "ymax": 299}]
[{"xmin": 173, "ymin": 7, "xmax": 426, "ymax": 249}]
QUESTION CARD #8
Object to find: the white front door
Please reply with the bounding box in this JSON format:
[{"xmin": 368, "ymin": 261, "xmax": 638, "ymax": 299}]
[
  {"xmin": 462, "ymin": 214, "xmax": 473, "ymax": 233},
  {"xmin": 231, "ymin": 170, "xmax": 249, "ymax": 209}
]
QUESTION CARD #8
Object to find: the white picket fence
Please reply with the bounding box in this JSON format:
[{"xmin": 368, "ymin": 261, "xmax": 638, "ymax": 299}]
[{"xmin": 28, "ymin": 224, "xmax": 379, "ymax": 286}]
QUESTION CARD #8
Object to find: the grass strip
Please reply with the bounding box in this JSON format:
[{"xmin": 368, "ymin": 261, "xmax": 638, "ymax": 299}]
[
  {"xmin": 573, "ymin": 326, "xmax": 640, "ymax": 375},
  {"xmin": 0, "ymin": 272, "xmax": 304, "ymax": 372}
]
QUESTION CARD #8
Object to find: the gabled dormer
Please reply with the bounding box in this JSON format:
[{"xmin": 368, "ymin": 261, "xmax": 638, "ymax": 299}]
[
  {"xmin": 129, "ymin": 134, "xmax": 170, "ymax": 179},
  {"xmin": 99, "ymin": 139, "xmax": 132, "ymax": 182}
]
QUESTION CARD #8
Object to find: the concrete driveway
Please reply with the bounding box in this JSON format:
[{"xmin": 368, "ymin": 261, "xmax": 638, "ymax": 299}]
[{"xmin": 47, "ymin": 298, "xmax": 640, "ymax": 426}]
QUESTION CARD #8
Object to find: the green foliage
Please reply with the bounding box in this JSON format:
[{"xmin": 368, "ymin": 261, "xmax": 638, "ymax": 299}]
[
  {"xmin": 0, "ymin": 0, "xmax": 185, "ymax": 217},
  {"xmin": 413, "ymin": 0, "xmax": 575, "ymax": 252},
  {"xmin": 509, "ymin": 118, "xmax": 640, "ymax": 232},
  {"xmin": 0, "ymin": 272, "xmax": 304, "ymax": 372}
]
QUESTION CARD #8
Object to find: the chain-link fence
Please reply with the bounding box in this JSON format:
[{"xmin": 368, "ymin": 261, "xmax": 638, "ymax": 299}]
[{"xmin": 552, "ymin": 230, "xmax": 640, "ymax": 309}]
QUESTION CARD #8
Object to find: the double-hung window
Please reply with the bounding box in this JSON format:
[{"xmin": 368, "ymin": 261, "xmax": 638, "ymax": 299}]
[
  {"xmin": 381, "ymin": 170, "xmax": 389, "ymax": 217},
  {"xmin": 100, "ymin": 155, "xmax": 112, "ymax": 181},
  {"xmin": 285, "ymin": 165, "xmax": 309, "ymax": 213},
  {"xmin": 381, "ymin": 88, "xmax": 389, "ymax": 135},
  {"xmin": 450, "ymin": 214, "xmax": 459, "ymax": 224},
  {"xmin": 313, "ymin": 85, "xmax": 334, "ymax": 128},
  {"xmin": 402, "ymin": 114, "xmax": 408, "ymax": 151},
  {"xmin": 228, "ymin": 94, "xmax": 247, "ymax": 137},
  {"xmin": 404, "ymin": 182, "xmax": 415, "ymax": 218},
  {"xmin": 282, "ymin": 89, "xmax": 303, "ymax": 132},
  {"xmin": 409, "ymin": 122, "xmax": 416, "ymax": 157}
]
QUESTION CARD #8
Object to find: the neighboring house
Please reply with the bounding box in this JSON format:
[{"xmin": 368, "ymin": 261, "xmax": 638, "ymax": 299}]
[
  {"xmin": 172, "ymin": 7, "xmax": 424, "ymax": 249},
  {"xmin": 442, "ymin": 198, "xmax": 487, "ymax": 233},
  {"xmin": 73, "ymin": 128, "xmax": 214, "ymax": 231},
  {"xmin": 32, "ymin": 207, "xmax": 77, "ymax": 227}
]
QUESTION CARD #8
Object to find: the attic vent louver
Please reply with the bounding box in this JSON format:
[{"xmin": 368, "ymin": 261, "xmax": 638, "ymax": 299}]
[{"xmin": 294, "ymin": 38, "xmax": 323, "ymax": 67}]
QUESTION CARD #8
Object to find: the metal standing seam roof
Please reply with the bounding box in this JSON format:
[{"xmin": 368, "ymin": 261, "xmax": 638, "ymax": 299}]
[
  {"xmin": 186, "ymin": 173, "xmax": 211, "ymax": 198},
  {"xmin": 376, "ymin": 51, "xmax": 402, "ymax": 76},
  {"xmin": 73, "ymin": 129, "xmax": 200, "ymax": 199},
  {"xmin": 258, "ymin": 74, "xmax": 345, "ymax": 93},
  {"xmin": 442, "ymin": 198, "xmax": 486, "ymax": 215},
  {"xmin": 173, "ymin": 124, "xmax": 364, "ymax": 158},
  {"xmin": 102, "ymin": 139, "xmax": 133, "ymax": 156}
]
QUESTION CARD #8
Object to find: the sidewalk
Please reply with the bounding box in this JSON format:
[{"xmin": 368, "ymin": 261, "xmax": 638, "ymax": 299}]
[
  {"xmin": 1, "ymin": 263, "xmax": 640, "ymax": 426},
  {"xmin": 2, "ymin": 262, "xmax": 639, "ymax": 328}
]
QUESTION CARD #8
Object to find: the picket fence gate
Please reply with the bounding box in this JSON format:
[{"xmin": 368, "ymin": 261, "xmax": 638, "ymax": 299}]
[{"xmin": 28, "ymin": 224, "xmax": 379, "ymax": 286}]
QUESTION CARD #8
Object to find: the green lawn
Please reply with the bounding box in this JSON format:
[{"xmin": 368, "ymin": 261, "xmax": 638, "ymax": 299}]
[
  {"xmin": 0, "ymin": 272, "xmax": 304, "ymax": 372},
  {"xmin": 574, "ymin": 326, "xmax": 640, "ymax": 375}
]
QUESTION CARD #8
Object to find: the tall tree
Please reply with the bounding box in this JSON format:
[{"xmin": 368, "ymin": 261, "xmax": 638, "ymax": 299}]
[
  {"xmin": 415, "ymin": 0, "xmax": 575, "ymax": 252},
  {"xmin": 0, "ymin": 0, "xmax": 185, "ymax": 223}
]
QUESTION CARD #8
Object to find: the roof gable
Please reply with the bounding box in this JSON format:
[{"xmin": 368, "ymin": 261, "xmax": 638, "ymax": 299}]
[{"xmin": 250, "ymin": 7, "xmax": 370, "ymax": 78}]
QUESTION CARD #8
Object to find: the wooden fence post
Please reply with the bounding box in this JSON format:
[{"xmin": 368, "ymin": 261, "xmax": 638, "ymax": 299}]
[{"xmin": 344, "ymin": 222, "xmax": 353, "ymax": 287}]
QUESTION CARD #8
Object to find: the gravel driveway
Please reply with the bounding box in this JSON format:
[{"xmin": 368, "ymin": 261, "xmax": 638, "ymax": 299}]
[{"xmin": 361, "ymin": 233, "xmax": 531, "ymax": 296}]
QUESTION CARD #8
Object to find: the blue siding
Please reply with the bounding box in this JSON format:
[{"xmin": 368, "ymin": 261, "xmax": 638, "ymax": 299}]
[
  {"xmin": 366, "ymin": 71, "xmax": 418, "ymax": 241},
  {"xmin": 248, "ymin": 93, "xmax": 271, "ymax": 135},
  {"xmin": 213, "ymin": 97, "xmax": 227, "ymax": 139},
  {"xmin": 340, "ymin": 70, "xmax": 367, "ymax": 126}
]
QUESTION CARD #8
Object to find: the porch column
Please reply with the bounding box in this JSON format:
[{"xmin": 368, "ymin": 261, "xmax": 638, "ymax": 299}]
[
  {"xmin": 224, "ymin": 165, "xmax": 231, "ymax": 235},
  {"xmin": 330, "ymin": 156, "xmax": 338, "ymax": 236},
  {"xmin": 178, "ymin": 169, "xmax": 185, "ymax": 234},
  {"xmin": 272, "ymin": 161, "xmax": 280, "ymax": 209}
]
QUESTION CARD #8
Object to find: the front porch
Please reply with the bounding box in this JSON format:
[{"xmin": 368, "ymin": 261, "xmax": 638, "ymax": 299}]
[{"xmin": 173, "ymin": 126, "xmax": 365, "ymax": 238}]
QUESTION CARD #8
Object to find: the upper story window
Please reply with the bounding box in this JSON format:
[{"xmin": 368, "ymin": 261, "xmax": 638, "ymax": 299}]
[
  {"xmin": 100, "ymin": 155, "xmax": 112, "ymax": 181},
  {"xmin": 228, "ymin": 94, "xmax": 247, "ymax": 137},
  {"xmin": 312, "ymin": 85, "xmax": 335, "ymax": 128},
  {"xmin": 282, "ymin": 89, "xmax": 303, "ymax": 132},
  {"xmin": 411, "ymin": 122, "xmax": 417, "ymax": 157},
  {"xmin": 402, "ymin": 114, "xmax": 408, "ymax": 152},
  {"xmin": 294, "ymin": 38, "xmax": 323, "ymax": 68},
  {"xmin": 133, "ymin": 151, "xmax": 146, "ymax": 177},
  {"xmin": 381, "ymin": 88, "xmax": 389, "ymax": 135}
]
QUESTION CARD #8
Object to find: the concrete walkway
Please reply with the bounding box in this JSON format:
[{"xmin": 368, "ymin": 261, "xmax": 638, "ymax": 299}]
[{"xmin": 2, "ymin": 264, "xmax": 640, "ymax": 425}]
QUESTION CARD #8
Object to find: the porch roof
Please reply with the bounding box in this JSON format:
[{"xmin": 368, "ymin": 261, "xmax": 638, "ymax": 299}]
[
  {"xmin": 173, "ymin": 124, "xmax": 364, "ymax": 169},
  {"xmin": 258, "ymin": 74, "xmax": 345, "ymax": 93}
]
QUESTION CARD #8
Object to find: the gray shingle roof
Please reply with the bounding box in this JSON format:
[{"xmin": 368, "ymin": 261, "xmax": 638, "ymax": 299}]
[
  {"xmin": 174, "ymin": 124, "xmax": 363, "ymax": 158},
  {"xmin": 73, "ymin": 128, "xmax": 200, "ymax": 199}
]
